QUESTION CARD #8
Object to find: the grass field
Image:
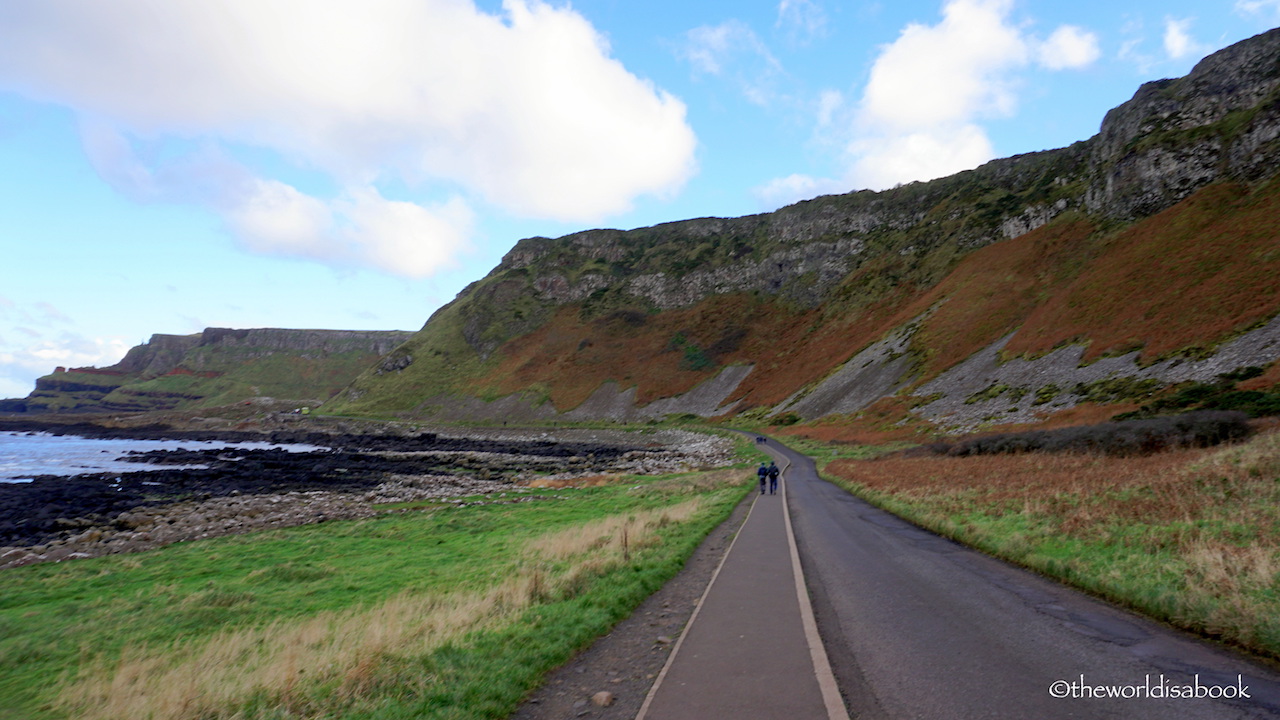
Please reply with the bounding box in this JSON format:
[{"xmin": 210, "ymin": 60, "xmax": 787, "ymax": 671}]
[
  {"xmin": 0, "ymin": 459, "xmax": 755, "ymax": 719},
  {"xmin": 820, "ymin": 425, "xmax": 1280, "ymax": 660}
]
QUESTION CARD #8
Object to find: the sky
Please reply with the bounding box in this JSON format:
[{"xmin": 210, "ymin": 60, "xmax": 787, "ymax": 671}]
[{"xmin": 1, "ymin": 0, "xmax": 1277, "ymax": 399}]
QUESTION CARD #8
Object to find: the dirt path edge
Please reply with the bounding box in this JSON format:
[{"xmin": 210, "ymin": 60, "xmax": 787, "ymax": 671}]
[{"xmin": 509, "ymin": 490, "xmax": 755, "ymax": 720}]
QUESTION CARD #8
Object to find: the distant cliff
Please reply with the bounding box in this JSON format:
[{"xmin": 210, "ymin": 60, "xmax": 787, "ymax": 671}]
[
  {"xmin": 7, "ymin": 328, "xmax": 413, "ymax": 414},
  {"xmin": 324, "ymin": 28, "xmax": 1280, "ymax": 431}
]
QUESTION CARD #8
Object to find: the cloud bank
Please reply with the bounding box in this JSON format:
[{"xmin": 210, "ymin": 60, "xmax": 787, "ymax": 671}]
[{"xmin": 0, "ymin": 0, "xmax": 697, "ymax": 278}]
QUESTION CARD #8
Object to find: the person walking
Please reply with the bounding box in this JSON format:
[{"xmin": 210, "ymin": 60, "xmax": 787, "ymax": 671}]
[
  {"xmin": 757, "ymin": 462, "xmax": 768, "ymax": 494},
  {"xmin": 767, "ymin": 461, "xmax": 780, "ymax": 495}
]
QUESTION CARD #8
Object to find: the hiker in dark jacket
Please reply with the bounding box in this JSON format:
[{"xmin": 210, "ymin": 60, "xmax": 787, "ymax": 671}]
[
  {"xmin": 767, "ymin": 461, "xmax": 780, "ymax": 494},
  {"xmin": 757, "ymin": 462, "xmax": 768, "ymax": 493}
]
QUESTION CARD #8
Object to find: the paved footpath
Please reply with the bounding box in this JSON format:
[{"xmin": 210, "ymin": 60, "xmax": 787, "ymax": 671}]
[{"xmin": 636, "ymin": 445, "xmax": 847, "ymax": 720}]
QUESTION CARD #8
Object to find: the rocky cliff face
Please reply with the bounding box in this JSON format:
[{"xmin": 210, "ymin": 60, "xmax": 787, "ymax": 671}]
[
  {"xmin": 14, "ymin": 328, "xmax": 414, "ymax": 414},
  {"xmin": 110, "ymin": 333, "xmax": 202, "ymax": 377},
  {"xmin": 486, "ymin": 29, "xmax": 1280, "ymax": 319},
  {"xmin": 1086, "ymin": 28, "xmax": 1280, "ymax": 218},
  {"xmin": 323, "ymin": 28, "xmax": 1280, "ymax": 427}
]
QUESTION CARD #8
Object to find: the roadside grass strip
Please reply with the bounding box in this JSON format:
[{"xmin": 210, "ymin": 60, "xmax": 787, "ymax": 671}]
[
  {"xmin": 822, "ymin": 428, "xmax": 1280, "ymax": 660},
  {"xmin": 0, "ymin": 467, "xmax": 751, "ymax": 720}
]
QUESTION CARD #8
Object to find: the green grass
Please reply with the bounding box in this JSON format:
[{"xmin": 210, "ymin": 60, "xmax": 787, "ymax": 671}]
[
  {"xmin": 103, "ymin": 350, "xmax": 387, "ymax": 411},
  {"xmin": 324, "ymin": 300, "xmax": 494, "ymax": 416},
  {"xmin": 0, "ymin": 463, "xmax": 754, "ymax": 719}
]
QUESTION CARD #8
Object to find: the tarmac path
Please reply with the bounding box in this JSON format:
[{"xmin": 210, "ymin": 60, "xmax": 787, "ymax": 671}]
[{"xmin": 636, "ymin": 447, "xmax": 846, "ymax": 720}]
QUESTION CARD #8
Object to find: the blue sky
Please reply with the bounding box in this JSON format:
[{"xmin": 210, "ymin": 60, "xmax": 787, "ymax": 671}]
[{"xmin": 1, "ymin": 0, "xmax": 1277, "ymax": 399}]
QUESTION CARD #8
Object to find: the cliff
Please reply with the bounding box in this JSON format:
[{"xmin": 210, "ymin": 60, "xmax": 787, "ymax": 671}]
[
  {"xmin": 12, "ymin": 328, "xmax": 413, "ymax": 414},
  {"xmin": 323, "ymin": 28, "xmax": 1280, "ymax": 431}
]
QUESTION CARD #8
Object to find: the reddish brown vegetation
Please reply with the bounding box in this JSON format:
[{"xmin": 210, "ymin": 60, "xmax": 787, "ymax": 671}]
[
  {"xmin": 1239, "ymin": 361, "xmax": 1280, "ymax": 392},
  {"xmin": 477, "ymin": 295, "xmax": 882, "ymax": 411},
  {"xmin": 469, "ymin": 180, "xmax": 1279, "ymax": 418},
  {"xmin": 902, "ymin": 219, "xmax": 1099, "ymax": 381},
  {"xmin": 1005, "ymin": 181, "xmax": 1280, "ymax": 363}
]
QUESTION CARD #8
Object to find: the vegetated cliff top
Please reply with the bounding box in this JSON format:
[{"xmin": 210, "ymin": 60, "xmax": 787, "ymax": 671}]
[
  {"xmin": 323, "ymin": 27, "xmax": 1279, "ymax": 423},
  {"xmin": 8, "ymin": 327, "xmax": 414, "ymax": 414}
]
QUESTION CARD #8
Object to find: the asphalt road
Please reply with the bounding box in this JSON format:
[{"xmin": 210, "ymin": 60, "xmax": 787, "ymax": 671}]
[{"xmin": 766, "ymin": 439, "xmax": 1280, "ymax": 720}]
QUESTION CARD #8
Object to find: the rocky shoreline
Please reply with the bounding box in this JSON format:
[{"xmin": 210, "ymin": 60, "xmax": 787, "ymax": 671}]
[{"xmin": 0, "ymin": 420, "xmax": 737, "ymax": 570}]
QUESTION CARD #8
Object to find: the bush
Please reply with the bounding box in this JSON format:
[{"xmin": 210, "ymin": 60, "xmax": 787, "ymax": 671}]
[
  {"xmin": 923, "ymin": 410, "xmax": 1251, "ymax": 457},
  {"xmin": 1115, "ymin": 366, "xmax": 1280, "ymax": 420}
]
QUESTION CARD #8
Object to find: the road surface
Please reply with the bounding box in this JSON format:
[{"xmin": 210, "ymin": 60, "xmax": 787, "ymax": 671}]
[{"xmin": 770, "ymin": 438, "xmax": 1280, "ymax": 719}]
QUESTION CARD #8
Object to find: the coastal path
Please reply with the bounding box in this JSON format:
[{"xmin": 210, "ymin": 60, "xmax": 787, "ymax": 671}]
[{"xmin": 635, "ymin": 442, "xmax": 846, "ymax": 720}]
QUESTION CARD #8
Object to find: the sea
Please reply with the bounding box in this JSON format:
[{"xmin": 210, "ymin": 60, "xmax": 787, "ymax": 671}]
[{"xmin": 0, "ymin": 431, "xmax": 325, "ymax": 483}]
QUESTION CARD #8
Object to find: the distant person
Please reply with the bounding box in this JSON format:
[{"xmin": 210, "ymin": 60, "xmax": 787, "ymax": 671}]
[
  {"xmin": 757, "ymin": 462, "xmax": 768, "ymax": 493},
  {"xmin": 767, "ymin": 461, "xmax": 780, "ymax": 495}
]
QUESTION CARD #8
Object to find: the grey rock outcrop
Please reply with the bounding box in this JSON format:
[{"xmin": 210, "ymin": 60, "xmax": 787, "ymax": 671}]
[{"xmin": 1086, "ymin": 27, "xmax": 1280, "ymax": 219}]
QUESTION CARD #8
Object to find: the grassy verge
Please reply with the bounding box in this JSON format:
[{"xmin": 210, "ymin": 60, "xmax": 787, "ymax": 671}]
[
  {"xmin": 0, "ymin": 465, "xmax": 753, "ymax": 719},
  {"xmin": 819, "ymin": 428, "xmax": 1280, "ymax": 660}
]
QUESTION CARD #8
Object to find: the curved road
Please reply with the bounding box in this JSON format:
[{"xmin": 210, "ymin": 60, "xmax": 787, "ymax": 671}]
[{"xmin": 763, "ymin": 439, "xmax": 1280, "ymax": 720}]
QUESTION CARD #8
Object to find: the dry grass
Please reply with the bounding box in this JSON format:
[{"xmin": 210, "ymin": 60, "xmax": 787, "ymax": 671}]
[
  {"xmin": 55, "ymin": 500, "xmax": 704, "ymax": 720},
  {"xmin": 825, "ymin": 428, "xmax": 1280, "ymax": 656},
  {"xmin": 527, "ymin": 499, "xmax": 702, "ymax": 562}
]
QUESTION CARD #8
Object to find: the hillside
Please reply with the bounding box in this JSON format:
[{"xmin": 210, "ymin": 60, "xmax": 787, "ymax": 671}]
[
  {"xmin": 321, "ymin": 28, "xmax": 1280, "ymax": 432},
  {"xmin": 6, "ymin": 328, "xmax": 413, "ymax": 414}
]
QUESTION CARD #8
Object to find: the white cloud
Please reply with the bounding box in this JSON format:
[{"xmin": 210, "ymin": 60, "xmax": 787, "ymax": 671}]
[
  {"xmin": 1163, "ymin": 17, "xmax": 1206, "ymax": 60},
  {"xmin": 679, "ymin": 20, "xmax": 784, "ymax": 106},
  {"xmin": 766, "ymin": 0, "xmax": 1100, "ymax": 196},
  {"xmin": 753, "ymin": 173, "xmax": 847, "ymax": 210},
  {"xmin": 683, "ymin": 22, "xmax": 746, "ymax": 76},
  {"xmin": 0, "ymin": 0, "xmax": 696, "ymax": 276},
  {"xmin": 79, "ymin": 123, "xmax": 473, "ymax": 279},
  {"xmin": 849, "ymin": 124, "xmax": 995, "ymax": 190},
  {"xmin": 0, "ymin": 300, "xmax": 132, "ymax": 398},
  {"xmin": 846, "ymin": 0, "xmax": 1029, "ymax": 189},
  {"xmin": 1236, "ymin": 0, "xmax": 1280, "ymax": 20},
  {"xmin": 859, "ymin": 0, "xmax": 1028, "ymax": 134},
  {"xmin": 1037, "ymin": 25, "xmax": 1101, "ymax": 70},
  {"xmin": 226, "ymin": 179, "xmax": 341, "ymax": 258},
  {"xmin": 777, "ymin": 0, "xmax": 828, "ymax": 44},
  {"xmin": 816, "ymin": 89, "xmax": 845, "ymax": 129},
  {"xmin": 0, "ymin": 328, "xmax": 132, "ymax": 399},
  {"xmin": 225, "ymin": 180, "xmax": 475, "ymax": 279},
  {"xmin": 336, "ymin": 190, "xmax": 475, "ymax": 278}
]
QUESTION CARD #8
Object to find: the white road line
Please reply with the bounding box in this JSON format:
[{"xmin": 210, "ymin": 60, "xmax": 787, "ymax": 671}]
[{"xmin": 778, "ymin": 453, "xmax": 850, "ymax": 720}]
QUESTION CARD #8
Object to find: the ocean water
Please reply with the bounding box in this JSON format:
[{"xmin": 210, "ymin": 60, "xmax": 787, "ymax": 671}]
[{"xmin": 0, "ymin": 431, "xmax": 325, "ymax": 483}]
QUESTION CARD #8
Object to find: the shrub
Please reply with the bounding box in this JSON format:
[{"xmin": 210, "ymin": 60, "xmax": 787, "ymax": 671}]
[
  {"xmin": 1116, "ymin": 366, "xmax": 1280, "ymax": 420},
  {"xmin": 925, "ymin": 410, "xmax": 1251, "ymax": 457},
  {"xmin": 1033, "ymin": 384, "xmax": 1061, "ymax": 405}
]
